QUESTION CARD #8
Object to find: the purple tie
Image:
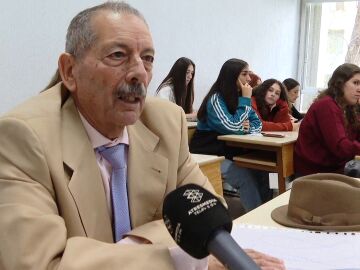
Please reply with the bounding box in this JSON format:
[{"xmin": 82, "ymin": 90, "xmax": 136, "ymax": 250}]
[{"xmin": 97, "ymin": 144, "xmax": 131, "ymax": 241}]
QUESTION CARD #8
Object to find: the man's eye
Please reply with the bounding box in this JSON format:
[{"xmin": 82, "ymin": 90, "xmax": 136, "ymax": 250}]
[
  {"xmin": 142, "ymin": 55, "xmax": 154, "ymax": 63},
  {"xmin": 109, "ymin": 51, "xmax": 125, "ymax": 59}
]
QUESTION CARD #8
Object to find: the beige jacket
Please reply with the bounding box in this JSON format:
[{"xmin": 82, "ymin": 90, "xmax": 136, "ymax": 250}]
[{"xmin": 0, "ymin": 83, "xmax": 214, "ymax": 270}]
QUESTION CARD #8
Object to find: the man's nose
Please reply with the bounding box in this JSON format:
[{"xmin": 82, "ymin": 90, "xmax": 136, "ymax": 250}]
[{"xmin": 126, "ymin": 57, "xmax": 148, "ymax": 85}]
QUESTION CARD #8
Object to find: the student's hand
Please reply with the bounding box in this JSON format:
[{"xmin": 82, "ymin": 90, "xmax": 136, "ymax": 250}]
[
  {"xmin": 289, "ymin": 114, "xmax": 296, "ymax": 122},
  {"xmin": 238, "ymin": 79, "xmax": 252, "ymax": 98},
  {"xmin": 186, "ymin": 111, "xmax": 197, "ymax": 117},
  {"xmin": 186, "ymin": 111, "xmax": 198, "ymax": 122},
  {"xmin": 243, "ymin": 120, "xmax": 250, "ymax": 133},
  {"xmin": 208, "ymin": 250, "xmax": 286, "ymax": 270}
]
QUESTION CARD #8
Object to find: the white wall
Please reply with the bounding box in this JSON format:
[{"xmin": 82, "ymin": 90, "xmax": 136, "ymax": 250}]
[{"xmin": 0, "ymin": 0, "xmax": 300, "ymax": 114}]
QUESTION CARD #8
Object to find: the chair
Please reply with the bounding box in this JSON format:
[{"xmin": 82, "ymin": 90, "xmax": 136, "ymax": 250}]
[
  {"xmin": 223, "ymin": 182, "xmax": 246, "ymax": 220},
  {"xmin": 188, "ymin": 127, "xmax": 196, "ymax": 144}
]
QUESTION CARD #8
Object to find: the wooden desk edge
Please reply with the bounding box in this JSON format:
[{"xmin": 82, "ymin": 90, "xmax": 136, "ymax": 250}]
[
  {"xmin": 194, "ymin": 156, "xmax": 225, "ymax": 166},
  {"xmin": 234, "ymin": 191, "xmax": 290, "ymax": 227},
  {"xmin": 217, "ymin": 135, "xmax": 297, "ymax": 147}
]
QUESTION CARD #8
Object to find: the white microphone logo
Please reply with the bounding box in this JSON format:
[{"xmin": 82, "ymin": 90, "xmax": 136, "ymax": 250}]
[{"xmin": 183, "ymin": 189, "xmax": 203, "ymax": 203}]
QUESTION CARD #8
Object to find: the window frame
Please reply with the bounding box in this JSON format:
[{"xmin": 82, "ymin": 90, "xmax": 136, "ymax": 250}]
[{"xmin": 297, "ymin": 0, "xmax": 358, "ymax": 112}]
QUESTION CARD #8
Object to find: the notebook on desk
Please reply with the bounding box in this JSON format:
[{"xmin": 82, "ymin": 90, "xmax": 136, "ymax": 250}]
[{"xmin": 231, "ymin": 224, "xmax": 360, "ymax": 270}]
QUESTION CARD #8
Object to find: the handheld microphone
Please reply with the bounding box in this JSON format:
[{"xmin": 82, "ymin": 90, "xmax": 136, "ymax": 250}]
[{"xmin": 163, "ymin": 183, "xmax": 260, "ymax": 270}]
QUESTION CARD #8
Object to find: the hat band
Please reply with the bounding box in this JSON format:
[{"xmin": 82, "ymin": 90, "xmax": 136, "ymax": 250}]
[{"xmin": 289, "ymin": 206, "xmax": 360, "ymax": 227}]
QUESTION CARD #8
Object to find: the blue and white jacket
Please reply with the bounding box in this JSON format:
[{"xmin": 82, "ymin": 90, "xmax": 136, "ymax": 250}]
[{"xmin": 197, "ymin": 93, "xmax": 262, "ymax": 135}]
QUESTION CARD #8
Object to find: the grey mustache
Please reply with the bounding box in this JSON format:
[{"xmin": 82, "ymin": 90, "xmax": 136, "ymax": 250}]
[{"xmin": 116, "ymin": 83, "xmax": 146, "ymax": 98}]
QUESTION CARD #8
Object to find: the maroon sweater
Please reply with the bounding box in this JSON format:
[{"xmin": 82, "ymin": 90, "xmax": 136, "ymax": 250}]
[
  {"xmin": 294, "ymin": 96, "xmax": 360, "ymax": 175},
  {"xmin": 251, "ymin": 97, "xmax": 293, "ymax": 131}
]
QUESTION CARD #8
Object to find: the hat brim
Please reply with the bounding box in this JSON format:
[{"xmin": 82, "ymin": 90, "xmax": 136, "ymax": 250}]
[{"xmin": 271, "ymin": 205, "xmax": 360, "ymax": 232}]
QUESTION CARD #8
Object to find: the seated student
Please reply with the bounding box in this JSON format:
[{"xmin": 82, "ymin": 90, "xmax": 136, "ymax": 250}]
[
  {"xmin": 252, "ymin": 79, "xmax": 300, "ymax": 131},
  {"xmin": 155, "ymin": 57, "xmax": 197, "ymax": 120},
  {"xmin": 295, "ymin": 63, "xmax": 360, "ymax": 176},
  {"xmin": 189, "ymin": 58, "xmax": 273, "ymax": 211},
  {"xmin": 283, "ymin": 78, "xmax": 304, "ymax": 121}
]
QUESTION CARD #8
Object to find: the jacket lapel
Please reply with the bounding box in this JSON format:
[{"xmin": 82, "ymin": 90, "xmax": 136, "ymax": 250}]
[
  {"xmin": 61, "ymin": 97, "xmax": 113, "ymax": 242},
  {"xmin": 127, "ymin": 121, "xmax": 168, "ymax": 227}
]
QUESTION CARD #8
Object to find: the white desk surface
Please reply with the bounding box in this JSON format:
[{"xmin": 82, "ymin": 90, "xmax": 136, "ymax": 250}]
[
  {"xmin": 191, "ymin": 154, "xmax": 225, "ymax": 166},
  {"xmin": 218, "ymin": 132, "xmax": 298, "ymax": 147},
  {"xmin": 234, "ymin": 191, "xmax": 290, "ymax": 228}
]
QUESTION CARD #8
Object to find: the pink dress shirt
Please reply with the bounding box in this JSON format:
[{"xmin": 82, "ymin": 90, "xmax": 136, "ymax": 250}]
[{"xmin": 79, "ymin": 113, "xmax": 129, "ymax": 219}]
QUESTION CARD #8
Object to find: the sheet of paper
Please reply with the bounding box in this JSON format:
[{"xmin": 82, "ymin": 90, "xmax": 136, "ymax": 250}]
[
  {"xmin": 231, "ymin": 224, "xmax": 360, "ymax": 270},
  {"xmin": 269, "ymin": 173, "xmax": 279, "ymax": 189}
]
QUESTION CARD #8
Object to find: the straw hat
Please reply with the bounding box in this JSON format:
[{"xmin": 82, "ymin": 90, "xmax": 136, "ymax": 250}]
[{"xmin": 271, "ymin": 173, "xmax": 360, "ymax": 231}]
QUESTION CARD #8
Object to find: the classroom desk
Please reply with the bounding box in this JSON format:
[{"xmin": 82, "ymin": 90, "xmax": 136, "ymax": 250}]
[
  {"xmin": 192, "ymin": 154, "xmax": 224, "ymax": 196},
  {"xmin": 218, "ymin": 132, "xmax": 298, "ymax": 194},
  {"xmin": 233, "ymin": 179, "xmax": 360, "ymax": 269},
  {"xmin": 187, "ymin": 121, "xmax": 197, "ymax": 142},
  {"xmin": 234, "ymin": 190, "xmax": 290, "ymax": 227}
]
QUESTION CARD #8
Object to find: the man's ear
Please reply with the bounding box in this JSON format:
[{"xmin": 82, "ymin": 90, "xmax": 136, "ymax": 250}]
[{"xmin": 58, "ymin": 53, "xmax": 77, "ymax": 92}]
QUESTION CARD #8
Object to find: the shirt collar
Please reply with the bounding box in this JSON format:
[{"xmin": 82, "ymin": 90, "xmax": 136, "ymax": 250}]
[{"xmin": 78, "ymin": 111, "xmax": 129, "ymax": 149}]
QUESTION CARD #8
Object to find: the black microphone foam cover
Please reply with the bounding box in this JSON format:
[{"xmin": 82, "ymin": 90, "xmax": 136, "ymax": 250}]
[{"xmin": 163, "ymin": 184, "xmax": 232, "ymax": 259}]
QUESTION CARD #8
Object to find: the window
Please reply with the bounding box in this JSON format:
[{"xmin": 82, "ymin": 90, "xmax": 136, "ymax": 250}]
[
  {"xmin": 336, "ymin": 2, "xmax": 345, "ymax": 10},
  {"xmin": 298, "ymin": 0, "xmax": 360, "ymax": 112}
]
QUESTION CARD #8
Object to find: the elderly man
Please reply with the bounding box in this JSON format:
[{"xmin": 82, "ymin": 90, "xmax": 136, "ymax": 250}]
[{"xmin": 0, "ymin": 2, "xmax": 284, "ymax": 269}]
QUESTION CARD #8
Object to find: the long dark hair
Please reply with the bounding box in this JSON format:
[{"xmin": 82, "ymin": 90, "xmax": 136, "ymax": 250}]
[
  {"xmin": 252, "ymin": 79, "xmax": 288, "ymax": 120},
  {"xmin": 156, "ymin": 57, "xmax": 195, "ymax": 113},
  {"xmin": 316, "ymin": 63, "xmax": 360, "ymax": 130},
  {"xmin": 283, "ymin": 78, "xmax": 300, "ymax": 91},
  {"xmin": 197, "ymin": 58, "xmax": 248, "ymax": 122},
  {"xmin": 42, "ymin": 69, "xmax": 62, "ymax": 92}
]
